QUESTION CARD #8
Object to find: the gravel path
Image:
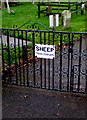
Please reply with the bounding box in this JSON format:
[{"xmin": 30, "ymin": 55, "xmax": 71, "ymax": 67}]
[
  {"xmin": 2, "ymin": 85, "xmax": 87, "ymax": 118},
  {"xmin": 1, "ymin": 35, "xmax": 32, "ymax": 47}
]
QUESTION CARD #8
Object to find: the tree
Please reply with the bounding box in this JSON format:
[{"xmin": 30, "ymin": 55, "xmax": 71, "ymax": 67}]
[{"xmin": 6, "ymin": 0, "xmax": 10, "ymax": 13}]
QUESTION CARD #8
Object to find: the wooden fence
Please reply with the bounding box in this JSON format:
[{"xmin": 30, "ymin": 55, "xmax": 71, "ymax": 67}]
[{"xmin": 37, "ymin": 2, "xmax": 85, "ymax": 18}]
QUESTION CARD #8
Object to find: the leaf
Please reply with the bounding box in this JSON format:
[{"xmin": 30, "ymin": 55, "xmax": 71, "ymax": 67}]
[{"xmin": 56, "ymin": 112, "xmax": 62, "ymax": 117}]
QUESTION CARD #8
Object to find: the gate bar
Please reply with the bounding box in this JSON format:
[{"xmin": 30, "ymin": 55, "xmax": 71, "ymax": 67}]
[
  {"xmin": 70, "ymin": 33, "xmax": 74, "ymax": 92},
  {"xmin": 67, "ymin": 33, "xmax": 70, "ymax": 92},
  {"xmin": 60, "ymin": 33, "xmax": 63, "ymax": 90},
  {"xmin": 40, "ymin": 32, "xmax": 42, "ymax": 88},
  {"xmin": 78, "ymin": 35, "xmax": 82, "ymax": 92},
  {"xmin": 21, "ymin": 31, "xmax": 25, "ymax": 85},
  {"xmin": 32, "ymin": 31, "xmax": 36, "ymax": 87},
  {"xmin": 7, "ymin": 30, "xmax": 11, "ymax": 83},
  {"xmin": 14, "ymin": 30, "xmax": 18, "ymax": 84},
  {"xmin": 17, "ymin": 30, "xmax": 21, "ymax": 85},
  {"xmin": 52, "ymin": 32, "xmax": 55, "ymax": 89},
  {"xmin": 25, "ymin": 31, "xmax": 29, "ymax": 86},
  {"xmin": 48, "ymin": 32, "xmax": 50, "ymax": 89},
  {"xmin": 44, "ymin": 32, "xmax": 46, "ymax": 89}
]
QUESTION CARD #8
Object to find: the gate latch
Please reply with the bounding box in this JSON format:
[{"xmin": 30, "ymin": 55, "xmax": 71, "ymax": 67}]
[{"xmin": 69, "ymin": 47, "xmax": 73, "ymax": 53}]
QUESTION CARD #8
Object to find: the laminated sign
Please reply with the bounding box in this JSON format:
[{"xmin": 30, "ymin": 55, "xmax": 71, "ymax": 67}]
[
  {"xmin": 49, "ymin": 14, "xmax": 59, "ymax": 28},
  {"xmin": 35, "ymin": 44, "xmax": 55, "ymax": 59}
]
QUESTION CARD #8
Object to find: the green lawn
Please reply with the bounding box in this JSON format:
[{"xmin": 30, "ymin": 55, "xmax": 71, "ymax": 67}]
[
  {"xmin": 1, "ymin": 2, "xmax": 87, "ymax": 66},
  {"xmin": 2, "ymin": 2, "xmax": 87, "ymax": 32}
]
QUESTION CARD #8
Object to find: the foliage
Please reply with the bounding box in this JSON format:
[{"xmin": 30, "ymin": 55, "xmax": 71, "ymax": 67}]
[{"xmin": 3, "ymin": 44, "xmax": 33, "ymax": 65}]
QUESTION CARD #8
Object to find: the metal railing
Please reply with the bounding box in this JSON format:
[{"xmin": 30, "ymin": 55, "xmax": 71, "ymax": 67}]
[
  {"xmin": 1, "ymin": 29, "xmax": 87, "ymax": 94},
  {"xmin": 13, "ymin": 21, "xmax": 50, "ymax": 31}
]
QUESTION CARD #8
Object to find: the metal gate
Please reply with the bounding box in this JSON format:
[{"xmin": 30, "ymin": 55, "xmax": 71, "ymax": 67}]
[{"xmin": 2, "ymin": 29, "xmax": 87, "ymax": 94}]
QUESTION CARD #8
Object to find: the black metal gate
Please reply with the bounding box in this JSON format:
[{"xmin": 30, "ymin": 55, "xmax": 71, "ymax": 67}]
[{"xmin": 2, "ymin": 29, "xmax": 87, "ymax": 94}]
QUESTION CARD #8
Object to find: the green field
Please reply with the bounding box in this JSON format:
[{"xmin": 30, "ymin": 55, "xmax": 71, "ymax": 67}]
[{"xmin": 2, "ymin": 2, "xmax": 87, "ymax": 32}]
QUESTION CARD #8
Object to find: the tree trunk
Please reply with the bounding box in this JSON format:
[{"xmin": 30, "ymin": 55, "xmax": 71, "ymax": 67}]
[{"xmin": 6, "ymin": 0, "xmax": 10, "ymax": 13}]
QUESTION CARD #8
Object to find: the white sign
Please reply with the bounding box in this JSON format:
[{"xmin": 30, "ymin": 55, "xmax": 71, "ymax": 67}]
[
  {"xmin": 56, "ymin": 14, "xmax": 59, "ymax": 26},
  {"xmin": 49, "ymin": 15, "xmax": 54, "ymax": 28},
  {"xmin": 49, "ymin": 14, "xmax": 59, "ymax": 28},
  {"xmin": 82, "ymin": 4, "xmax": 85, "ymax": 9},
  {"xmin": 55, "ymin": 0, "xmax": 59, "ymax": 1},
  {"xmin": 35, "ymin": 44, "xmax": 55, "ymax": 59}
]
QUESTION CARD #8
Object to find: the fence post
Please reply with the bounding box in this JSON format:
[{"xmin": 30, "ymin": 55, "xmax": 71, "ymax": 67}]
[
  {"xmin": 32, "ymin": 31, "xmax": 35, "ymax": 87},
  {"xmin": 1, "ymin": 31, "xmax": 4, "ymax": 74},
  {"xmin": 68, "ymin": 1, "xmax": 70, "ymax": 10},
  {"xmin": 85, "ymin": 34, "xmax": 87, "ymax": 93},
  {"xmin": 38, "ymin": 3, "xmax": 40, "ymax": 18},
  {"xmin": 46, "ymin": 5, "xmax": 52, "ymax": 15},
  {"xmin": 7, "ymin": 30, "xmax": 11, "ymax": 83},
  {"xmin": 53, "ymin": 15, "xmax": 56, "ymax": 31},
  {"xmin": 85, "ymin": 35, "xmax": 87, "ymax": 93},
  {"xmin": 76, "ymin": 2, "xmax": 78, "ymax": 14},
  {"xmin": 85, "ymin": 5, "xmax": 87, "ymax": 93},
  {"xmin": 70, "ymin": 33, "xmax": 74, "ymax": 92}
]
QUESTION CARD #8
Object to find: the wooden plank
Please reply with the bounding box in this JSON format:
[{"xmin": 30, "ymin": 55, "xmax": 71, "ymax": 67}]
[
  {"xmin": 39, "ymin": 4, "xmax": 69, "ymax": 7},
  {"xmin": 51, "ymin": 8, "xmax": 69, "ymax": 10}
]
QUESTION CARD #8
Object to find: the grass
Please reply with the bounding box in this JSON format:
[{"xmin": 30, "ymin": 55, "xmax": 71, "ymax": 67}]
[
  {"xmin": 2, "ymin": 2, "xmax": 87, "ymax": 32},
  {"xmin": 1, "ymin": 2, "xmax": 87, "ymax": 66}
]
